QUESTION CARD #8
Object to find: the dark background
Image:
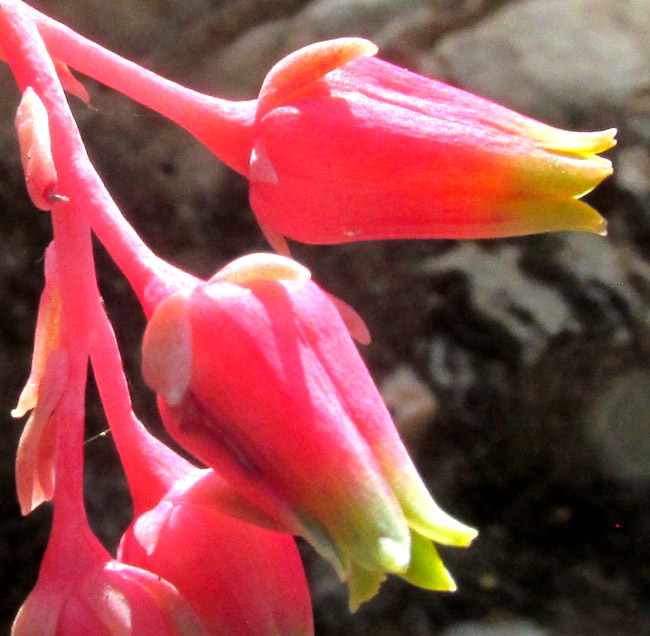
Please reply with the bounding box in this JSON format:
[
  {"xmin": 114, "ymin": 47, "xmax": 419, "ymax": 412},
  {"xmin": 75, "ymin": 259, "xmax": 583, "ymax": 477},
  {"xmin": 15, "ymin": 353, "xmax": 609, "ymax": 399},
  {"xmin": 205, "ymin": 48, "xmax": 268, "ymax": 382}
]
[{"xmin": 1, "ymin": 1, "xmax": 650, "ymax": 635}]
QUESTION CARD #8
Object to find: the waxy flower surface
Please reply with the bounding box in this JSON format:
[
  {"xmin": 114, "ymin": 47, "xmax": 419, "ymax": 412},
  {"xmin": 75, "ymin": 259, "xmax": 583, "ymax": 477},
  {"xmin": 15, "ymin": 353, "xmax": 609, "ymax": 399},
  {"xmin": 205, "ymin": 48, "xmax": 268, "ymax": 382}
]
[
  {"xmin": 1, "ymin": 1, "xmax": 621, "ymax": 630},
  {"xmin": 142, "ymin": 254, "xmax": 477, "ymax": 609},
  {"xmin": 119, "ymin": 473, "xmax": 314, "ymax": 636},
  {"xmin": 8, "ymin": 15, "xmax": 615, "ymax": 252},
  {"xmin": 248, "ymin": 39, "xmax": 616, "ymax": 250},
  {"xmin": 91, "ymin": 285, "xmax": 314, "ymax": 636},
  {"xmin": 14, "ymin": 548, "xmax": 210, "ymax": 636}
]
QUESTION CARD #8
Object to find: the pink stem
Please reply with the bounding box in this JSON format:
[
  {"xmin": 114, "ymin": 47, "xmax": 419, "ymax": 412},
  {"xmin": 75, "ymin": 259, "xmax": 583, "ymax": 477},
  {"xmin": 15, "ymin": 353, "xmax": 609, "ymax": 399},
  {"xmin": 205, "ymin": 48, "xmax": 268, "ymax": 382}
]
[
  {"xmin": 84, "ymin": 190, "xmax": 200, "ymax": 317},
  {"xmin": 0, "ymin": 1, "xmax": 102, "ymax": 561},
  {"xmin": 1, "ymin": 2, "xmax": 197, "ymax": 553},
  {"xmin": 3, "ymin": 0, "xmax": 197, "ymax": 505},
  {"xmin": 22, "ymin": 0, "xmax": 256, "ymax": 176},
  {"xmin": 4, "ymin": 6, "xmax": 201, "ymax": 316},
  {"xmin": 90, "ymin": 303, "xmax": 192, "ymax": 515}
]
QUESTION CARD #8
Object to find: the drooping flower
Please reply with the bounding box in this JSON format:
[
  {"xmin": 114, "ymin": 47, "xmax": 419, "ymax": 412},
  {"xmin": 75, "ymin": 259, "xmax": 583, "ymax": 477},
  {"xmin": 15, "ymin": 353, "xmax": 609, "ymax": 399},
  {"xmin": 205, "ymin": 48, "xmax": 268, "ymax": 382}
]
[
  {"xmin": 13, "ymin": 533, "xmax": 209, "ymax": 636},
  {"xmin": 142, "ymin": 253, "xmax": 477, "ymax": 609},
  {"xmin": 118, "ymin": 470, "xmax": 314, "ymax": 636},
  {"xmin": 90, "ymin": 302, "xmax": 314, "ymax": 636},
  {"xmin": 13, "ymin": 13, "xmax": 615, "ymax": 253},
  {"xmin": 248, "ymin": 39, "xmax": 616, "ymax": 252},
  {"xmin": 1, "ymin": 7, "xmax": 309, "ymax": 633}
]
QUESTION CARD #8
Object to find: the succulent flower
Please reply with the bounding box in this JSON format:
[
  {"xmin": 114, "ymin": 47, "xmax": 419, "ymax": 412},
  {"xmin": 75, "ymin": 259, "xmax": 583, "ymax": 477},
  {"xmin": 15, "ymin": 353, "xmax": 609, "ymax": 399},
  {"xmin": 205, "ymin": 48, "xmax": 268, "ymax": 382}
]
[
  {"xmin": 247, "ymin": 39, "xmax": 616, "ymax": 252},
  {"xmin": 118, "ymin": 471, "xmax": 314, "ymax": 636},
  {"xmin": 142, "ymin": 254, "xmax": 477, "ymax": 609},
  {"xmin": 16, "ymin": 18, "xmax": 615, "ymax": 253},
  {"xmin": 87, "ymin": 302, "xmax": 314, "ymax": 636},
  {"xmin": 13, "ymin": 544, "xmax": 209, "ymax": 636}
]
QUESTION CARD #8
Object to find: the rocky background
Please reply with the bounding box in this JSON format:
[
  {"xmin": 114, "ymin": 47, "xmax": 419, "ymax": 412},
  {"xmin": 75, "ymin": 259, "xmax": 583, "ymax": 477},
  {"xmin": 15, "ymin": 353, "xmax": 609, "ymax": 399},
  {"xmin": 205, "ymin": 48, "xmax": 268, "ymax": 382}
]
[{"xmin": 1, "ymin": 1, "xmax": 650, "ymax": 635}]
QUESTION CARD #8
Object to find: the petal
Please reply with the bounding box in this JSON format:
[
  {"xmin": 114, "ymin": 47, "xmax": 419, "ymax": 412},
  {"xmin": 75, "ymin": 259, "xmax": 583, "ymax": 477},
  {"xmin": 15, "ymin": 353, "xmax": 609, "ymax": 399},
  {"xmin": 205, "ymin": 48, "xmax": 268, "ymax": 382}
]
[
  {"xmin": 141, "ymin": 292, "xmax": 193, "ymax": 407},
  {"xmin": 175, "ymin": 280, "xmax": 414, "ymax": 573},
  {"xmin": 290, "ymin": 281, "xmax": 477, "ymax": 547},
  {"xmin": 402, "ymin": 531, "xmax": 456, "ymax": 591},
  {"xmin": 15, "ymin": 348, "xmax": 68, "ymax": 514},
  {"xmin": 347, "ymin": 563, "xmax": 385, "ymax": 612},
  {"xmin": 257, "ymin": 38, "xmax": 377, "ymax": 118}
]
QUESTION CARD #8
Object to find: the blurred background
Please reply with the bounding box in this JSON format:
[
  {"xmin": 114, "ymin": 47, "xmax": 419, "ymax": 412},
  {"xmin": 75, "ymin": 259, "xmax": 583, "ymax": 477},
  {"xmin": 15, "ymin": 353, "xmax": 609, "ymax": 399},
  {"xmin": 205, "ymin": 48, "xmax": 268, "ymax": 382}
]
[{"xmin": 1, "ymin": 1, "xmax": 649, "ymax": 634}]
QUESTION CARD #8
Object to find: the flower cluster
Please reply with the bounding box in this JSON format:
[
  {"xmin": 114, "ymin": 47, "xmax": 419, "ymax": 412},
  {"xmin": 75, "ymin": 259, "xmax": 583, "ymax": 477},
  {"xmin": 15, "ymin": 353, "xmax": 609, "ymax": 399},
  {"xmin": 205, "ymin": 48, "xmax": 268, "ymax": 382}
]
[{"xmin": 1, "ymin": 0, "xmax": 614, "ymax": 634}]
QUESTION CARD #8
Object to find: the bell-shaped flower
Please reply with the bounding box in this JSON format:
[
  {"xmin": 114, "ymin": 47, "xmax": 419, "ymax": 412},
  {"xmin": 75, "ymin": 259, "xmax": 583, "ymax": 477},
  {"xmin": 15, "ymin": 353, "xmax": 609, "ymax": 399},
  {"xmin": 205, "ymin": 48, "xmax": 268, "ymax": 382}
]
[
  {"xmin": 14, "ymin": 12, "xmax": 615, "ymax": 253},
  {"xmin": 248, "ymin": 39, "xmax": 616, "ymax": 252},
  {"xmin": 142, "ymin": 253, "xmax": 477, "ymax": 609},
  {"xmin": 118, "ymin": 469, "xmax": 314, "ymax": 636},
  {"xmin": 89, "ymin": 304, "xmax": 314, "ymax": 635},
  {"xmin": 13, "ymin": 538, "xmax": 209, "ymax": 636}
]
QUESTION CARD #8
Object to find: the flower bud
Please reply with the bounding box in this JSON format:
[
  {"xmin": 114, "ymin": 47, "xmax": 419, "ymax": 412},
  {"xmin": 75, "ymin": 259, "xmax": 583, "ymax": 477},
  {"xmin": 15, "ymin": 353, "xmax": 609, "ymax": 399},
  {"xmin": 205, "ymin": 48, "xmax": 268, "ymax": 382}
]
[
  {"xmin": 13, "ymin": 555, "xmax": 208, "ymax": 636},
  {"xmin": 119, "ymin": 470, "xmax": 313, "ymax": 636}
]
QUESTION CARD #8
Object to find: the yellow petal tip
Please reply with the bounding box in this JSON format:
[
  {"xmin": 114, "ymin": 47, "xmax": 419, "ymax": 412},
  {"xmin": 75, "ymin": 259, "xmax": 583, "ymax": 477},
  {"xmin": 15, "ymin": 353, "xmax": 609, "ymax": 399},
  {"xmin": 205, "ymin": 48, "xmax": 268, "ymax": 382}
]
[{"xmin": 539, "ymin": 127, "xmax": 617, "ymax": 156}]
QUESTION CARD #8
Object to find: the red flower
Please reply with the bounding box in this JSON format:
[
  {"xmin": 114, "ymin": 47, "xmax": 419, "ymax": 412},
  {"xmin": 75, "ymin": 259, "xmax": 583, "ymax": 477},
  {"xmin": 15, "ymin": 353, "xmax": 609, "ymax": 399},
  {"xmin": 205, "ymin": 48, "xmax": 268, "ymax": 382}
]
[
  {"xmin": 13, "ymin": 545, "xmax": 209, "ymax": 636},
  {"xmin": 10, "ymin": 17, "xmax": 615, "ymax": 252},
  {"xmin": 89, "ymin": 302, "xmax": 314, "ymax": 636},
  {"xmin": 248, "ymin": 39, "xmax": 616, "ymax": 252},
  {"xmin": 142, "ymin": 254, "xmax": 477, "ymax": 609},
  {"xmin": 118, "ymin": 469, "xmax": 313, "ymax": 636}
]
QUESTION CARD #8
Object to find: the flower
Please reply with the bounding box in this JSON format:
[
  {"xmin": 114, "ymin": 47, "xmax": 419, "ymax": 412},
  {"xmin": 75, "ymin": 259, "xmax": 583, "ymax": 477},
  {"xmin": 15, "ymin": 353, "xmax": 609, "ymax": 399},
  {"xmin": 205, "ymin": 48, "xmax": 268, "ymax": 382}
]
[
  {"xmin": 118, "ymin": 470, "xmax": 314, "ymax": 636},
  {"xmin": 88, "ymin": 302, "xmax": 313, "ymax": 636},
  {"xmin": 248, "ymin": 39, "xmax": 616, "ymax": 251},
  {"xmin": 142, "ymin": 254, "xmax": 477, "ymax": 609},
  {"xmin": 13, "ymin": 548, "xmax": 209, "ymax": 636},
  {"xmin": 11, "ymin": 17, "xmax": 615, "ymax": 252}
]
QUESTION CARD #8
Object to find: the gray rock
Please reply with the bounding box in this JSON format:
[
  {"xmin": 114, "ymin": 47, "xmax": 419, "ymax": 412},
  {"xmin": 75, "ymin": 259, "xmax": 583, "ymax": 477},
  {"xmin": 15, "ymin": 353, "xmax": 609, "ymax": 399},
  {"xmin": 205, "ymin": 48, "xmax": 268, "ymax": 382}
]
[
  {"xmin": 587, "ymin": 369, "xmax": 650, "ymax": 481},
  {"xmin": 380, "ymin": 364, "xmax": 437, "ymax": 447},
  {"xmin": 291, "ymin": 0, "xmax": 426, "ymax": 44},
  {"xmin": 429, "ymin": 0, "xmax": 650, "ymax": 125},
  {"xmin": 441, "ymin": 619, "xmax": 548, "ymax": 636},
  {"xmin": 421, "ymin": 242, "xmax": 573, "ymax": 366}
]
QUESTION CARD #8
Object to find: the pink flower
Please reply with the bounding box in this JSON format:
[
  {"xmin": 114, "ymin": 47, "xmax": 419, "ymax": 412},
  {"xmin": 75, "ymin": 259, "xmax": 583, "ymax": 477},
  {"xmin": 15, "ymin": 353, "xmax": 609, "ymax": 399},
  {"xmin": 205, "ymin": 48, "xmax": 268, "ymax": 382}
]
[
  {"xmin": 13, "ymin": 542, "xmax": 209, "ymax": 636},
  {"xmin": 2, "ymin": 8, "xmax": 310, "ymax": 633},
  {"xmin": 118, "ymin": 470, "xmax": 314, "ymax": 636},
  {"xmin": 10, "ymin": 15, "xmax": 615, "ymax": 252},
  {"xmin": 142, "ymin": 254, "xmax": 477, "ymax": 609},
  {"xmin": 248, "ymin": 39, "xmax": 616, "ymax": 252},
  {"xmin": 89, "ymin": 304, "xmax": 314, "ymax": 636}
]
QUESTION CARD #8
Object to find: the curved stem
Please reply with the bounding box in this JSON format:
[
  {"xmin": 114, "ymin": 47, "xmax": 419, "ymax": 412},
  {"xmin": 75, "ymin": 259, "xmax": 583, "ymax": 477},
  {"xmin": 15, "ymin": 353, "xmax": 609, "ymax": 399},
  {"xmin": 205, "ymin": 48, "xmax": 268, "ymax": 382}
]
[
  {"xmin": 81, "ymin": 183, "xmax": 200, "ymax": 317},
  {"xmin": 1, "ymin": 1, "xmax": 196, "ymax": 527},
  {"xmin": 6, "ymin": 7, "xmax": 201, "ymax": 316},
  {"xmin": 23, "ymin": 1, "xmax": 256, "ymax": 176},
  {"xmin": 90, "ymin": 303, "xmax": 192, "ymax": 515},
  {"xmin": 0, "ymin": 2, "xmax": 100, "ymax": 560}
]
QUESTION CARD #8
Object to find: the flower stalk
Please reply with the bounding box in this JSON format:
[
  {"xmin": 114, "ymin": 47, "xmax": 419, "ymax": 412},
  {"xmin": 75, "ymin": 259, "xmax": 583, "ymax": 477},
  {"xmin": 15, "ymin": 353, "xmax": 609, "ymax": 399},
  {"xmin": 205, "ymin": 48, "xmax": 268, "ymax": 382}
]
[
  {"xmin": 11, "ymin": 1, "xmax": 616, "ymax": 254},
  {"xmin": 0, "ymin": 0, "xmax": 620, "ymax": 628}
]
